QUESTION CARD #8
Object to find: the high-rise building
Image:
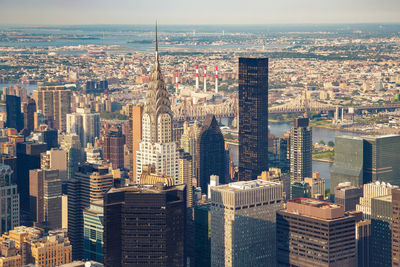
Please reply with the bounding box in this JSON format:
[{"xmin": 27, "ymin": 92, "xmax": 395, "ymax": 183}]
[
  {"xmin": 68, "ymin": 164, "xmax": 113, "ymax": 260},
  {"xmin": 0, "ymin": 227, "xmax": 72, "ymax": 267},
  {"xmin": 290, "ymin": 117, "xmax": 312, "ymax": 182},
  {"xmin": 180, "ymin": 121, "xmax": 201, "ymax": 180},
  {"xmin": 211, "ymin": 180, "xmax": 283, "ymax": 267},
  {"xmin": 277, "ymin": 198, "xmax": 356, "ymax": 266},
  {"xmin": 291, "ymin": 181, "xmax": 311, "ymax": 199},
  {"xmin": 178, "ymin": 149, "xmax": 193, "ymax": 207},
  {"xmin": 238, "ymin": 57, "xmax": 268, "ymax": 181},
  {"xmin": 41, "ymin": 148, "xmax": 68, "ymax": 181},
  {"xmin": 6, "ymin": 95, "xmax": 23, "ymax": 131},
  {"xmin": 83, "ymin": 200, "xmax": 104, "ymax": 263},
  {"xmin": 23, "ymin": 98, "xmax": 36, "ymax": 135},
  {"xmin": 258, "ymin": 168, "xmax": 290, "ymax": 201},
  {"xmin": 370, "ymin": 194, "xmax": 392, "ymax": 266},
  {"xmin": 392, "ymin": 188, "xmax": 400, "ymax": 266},
  {"xmin": 127, "ymin": 104, "xmax": 143, "ymax": 180},
  {"xmin": 356, "ymin": 219, "xmax": 371, "ymax": 267},
  {"xmin": 197, "ymin": 115, "xmax": 226, "ymax": 194},
  {"xmin": 60, "ymin": 134, "xmax": 82, "ymax": 180},
  {"xmin": 16, "ymin": 142, "xmax": 47, "ymax": 216},
  {"xmin": 0, "ymin": 164, "xmax": 19, "ymax": 234},
  {"xmin": 194, "ymin": 203, "xmax": 211, "ymax": 267},
  {"xmin": 32, "ymin": 86, "xmax": 71, "ymax": 131},
  {"xmin": 136, "ymin": 27, "xmax": 178, "ymax": 184},
  {"xmin": 304, "ymin": 172, "xmax": 325, "ymax": 198},
  {"xmin": 42, "ymin": 128, "xmax": 58, "ymax": 150},
  {"xmin": 104, "ymin": 184, "xmax": 186, "ymax": 267},
  {"xmin": 334, "ymin": 182, "xmax": 363, "ymax": 211},
  {"xmin": 66, "ymin": 107, "xmax": 100, "ymax": 149},
  {"xmin": 331, "ymin": 135, "xmax": 400, "ymax": 197},
  {"xmin": 356, "ymin": 181, "xmax": 397, "ymax": 219},
  {"xmin": 29, "ymin": 169, "xmax": 62, "ymax": 230},
  {"xmin": 102, "ymin": 128, "xmax": 125, "ymax": 169}
]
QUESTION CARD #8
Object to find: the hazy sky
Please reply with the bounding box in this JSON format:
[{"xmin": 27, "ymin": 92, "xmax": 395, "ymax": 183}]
[{"xmin": 0, "ymin": 0, "xmax": 399, "ymax": 25}]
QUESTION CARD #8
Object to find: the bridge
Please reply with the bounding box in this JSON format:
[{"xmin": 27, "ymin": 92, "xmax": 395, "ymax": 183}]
[{"xmin": 269, "ymin": 93, "xmax": 336, "ymax": 114}]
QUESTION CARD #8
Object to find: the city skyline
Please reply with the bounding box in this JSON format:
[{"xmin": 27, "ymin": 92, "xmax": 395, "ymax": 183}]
[{"xmin": 0, "ymin": 0, "xmax": 399, "ymax": 25}]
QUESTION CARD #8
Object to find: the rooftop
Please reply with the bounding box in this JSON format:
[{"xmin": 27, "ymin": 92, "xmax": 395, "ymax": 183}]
[{"xmin": 216, "ymin": 180, "xmax": 281, "ymax": 191}]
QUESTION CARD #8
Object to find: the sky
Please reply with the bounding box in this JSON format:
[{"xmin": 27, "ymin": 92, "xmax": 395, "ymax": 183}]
[{"xmin": 0, "ymin": 0, "xmax": 399, "ymax": 25}]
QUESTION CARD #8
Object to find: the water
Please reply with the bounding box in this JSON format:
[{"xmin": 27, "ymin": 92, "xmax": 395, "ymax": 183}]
[{"xmin": 227, "ymin": 121, "xmax": 362, "ymax": 189}]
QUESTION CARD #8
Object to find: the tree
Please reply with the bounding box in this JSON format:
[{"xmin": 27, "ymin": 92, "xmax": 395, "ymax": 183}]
[
  {"xmin": 318, "ymin": 140, "xmax": 325, "ymax": 145},
  {"xmin": 328, "ymin": 141, "xmax": 335, "ymax": 147}
]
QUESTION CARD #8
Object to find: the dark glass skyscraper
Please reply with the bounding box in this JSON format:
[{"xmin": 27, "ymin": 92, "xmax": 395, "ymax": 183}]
[
  {"xmin": 197, "ymin": 115, "xmax": 226, "ymax": 194},
  {"xmin": 104, "ymin": 184, "xmax": 186, "ymax": 267},
  {"xmin": 238, "ymin": 57, "xmax": 268, "ymax": 181},
  {"xmin": 6, "ymin": 95, "xmax": 23, "ymax": 131},
  {"xmin": 23, "ymin": 98, "xmax": 36, "ymax": 135}
]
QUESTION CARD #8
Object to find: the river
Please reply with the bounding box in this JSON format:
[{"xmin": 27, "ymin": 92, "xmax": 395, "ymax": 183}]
[{"xmin": 226, "ymin": 120, "xmax": 362, "ymax": 190}]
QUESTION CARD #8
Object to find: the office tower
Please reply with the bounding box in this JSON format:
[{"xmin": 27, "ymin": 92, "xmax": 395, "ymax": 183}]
[
  {"xmin": 136, "ymin": 28, "xmax": 179, "ymax": 184},
  {"xmin": 104, "ymin": 184, "xmax": 186, "ymax": 267},
  {"xmin": 180, "ymin": 121, "xmax": 201, "ymax": 180},
  {"xmin": 66, "ymin": 107, "xmax": 100, "ymax": 149},
  {"xmin": 0, "ymin": 164, "xmax": 19, "ymax": 234},
  {"xmin": 290, "ymin": 117, "xmax": 312, "ymax": 182},
  {"xmin": 32, "ymin": 86, "xmax": 71, "ymax": 131},
  {"xmin": 291, "ymin": 181, "xmax": 311, "ymax": 199},
  {"xmin": 29, "ymin": 169, "xmax": 62, "ymax": 230},
  {"xmin": 127, "ymin": 104, "xmax": 143, "ymax": 180},
  {"xmin": 0, "ymin": 154, "xmax": 17, "ymax": 184},
  {"xmin": 41, "ymin": 148, "xmax": 68, "ymax": 180},
  {"xmin": 258, "ymin": 168, "xmax": 290, "ymax": 200},
  {"xmin": 393, "ymin": 188, "xmax": 400, "ymax": 266},
  {"xmin": 238, "ymin": 57, "xmax": 268, "ymax": 181},
  {"xmin": 304, "ymin": 173, "xmax": 325, "ymax": 199},
  {"xmin": 269, "ymin": 135, "xmax": 290, "ymax": 172},
  {"xmin": 211, "ymin": 180, "xmax": 283, "ymax": 267},
  {"xmin": 16, "ymin": 142, "xmax": 47, "ymax": 215},
  {"xmin": 178, "ymin": 149, "xmax": 193, "ymax": 207},
  {"xmin": 42, "ymin": 128, "xmax": 58, "ymax": 150},
  {"xmin": 197, "ymin": 115, "xmax": 226, "ymax": 194},
  {"xmin": 356, "ymin": 219, "xmax": 371, "ymax": 267},
  {"xmin": 334, "ymin": 182, "xmax": 363, "ymax": 211},
  {"xmin": 60, "ymin": 134, "xmax": 82, "ymax": 180},
  {"xmin": 23, "ymin": 98, "xmax": 36, "ymax": 135},
  {"xmin": 5, "ymin": 95, "xmax": 23, "ymax": 131},
  {"xmin": 102, "ymin": 129, "xmax": 124, "ymax": 169},
  {"xmin": 356, "ymin": 181, "xmax": 397, "ymax": 219},
  {"xmin": 34, "ymin": 110, "xmax": 45, "ymax": 130},
  {"xmin": 0, "ymin": 226, "xmax": 72, "ymax": 266},
  {"xmin": 370, "ymin": 194, "xmax": 392, "ymax": 266},
  {"xmin": 83, "ymin": 200, "xmax": 104, "ymax": 263},
  {"xmin": 277, "ymin": 198, "xmax": 356, "ymax": 266},
  {"xmin": 68, "ymin": 164, "xmax": 112, "ymax": 260},
  {"xmin": 194, "ymin": 203, "xmax": 211, "ymax": 267},
  {"xmin": 331, "ymin": 135, "xmax": 400, "ymax": 196}
]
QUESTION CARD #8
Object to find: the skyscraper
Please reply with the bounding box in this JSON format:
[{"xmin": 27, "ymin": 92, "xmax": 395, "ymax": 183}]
[
  {"xmin": 32, "ymin": 86, "xmax": 71, "ymax": 131},
  {"xmin": 66, "ymin": 107, "xmax": 100, "ymax": 149},
  {"xmin": 180, "ymin": 121, "xmax": 201, "ymax": 181},
  {"xmin": 102, "ymin": 128, "xmax": 125, "ymax": 169},
  {"xmin": 0, "ymin": 164, "xmax": 19, "ymax": 234},
  {"xmin": 238, "ymin": 57, "xmax": 269, "ymax": 181},
  {"xmin": 83, "ymin": 200, "xmax": 104, "ymax": 263},
  {"xmin": 60, "ymin": 134, "xmax": 82, "ymax": 180},
  {"xmin": 136, "ymin": 25, "xmax": 178, "ymax": 183},
  {"xmin": 277, "ymin": 198, "xmax": 356, "ymax": 266},
  {"xmin": 16, "ymin": 142, "xmax": 47, "ymax": 216},
  {"xmin": 127, "ymin": 104, "xmax": 143, "ymax": 180},
  {"xmin": 104, "ymin": 184, "xmax": 186, "ymax": 267},
  {"xmin": 197, "ymin": 115, "xmax": 226, "ymax": 194},
  {"xmin": 6, "ymin": 95, "xmax": 23, "ymax": 131},
  {"xmin": 29, "ymin": 169, "xmax": 62, "ymax": 230},
  {"xmin": 211, "ymin": 180, "xmax": 283, "ymax": 267},
  {"xmin": 392, "ymin": 188, "xmax": 400, "ymax": 266},
  {"xmin": 290, "ymin": 117, "xmax": 312, "ymax": 182},
  {"xmin": 23, "ymin": 98, "xmax": 36, "ymax": 135}
]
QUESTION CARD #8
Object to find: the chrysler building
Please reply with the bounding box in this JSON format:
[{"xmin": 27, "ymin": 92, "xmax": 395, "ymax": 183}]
[{"xmin": 136, "ymin": 24, "xmax": 179, "ymax": 183}]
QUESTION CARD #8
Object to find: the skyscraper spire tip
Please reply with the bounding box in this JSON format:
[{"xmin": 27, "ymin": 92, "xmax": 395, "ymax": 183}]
[{"xmin": 155, "ymin": 20, "xmax": 158, "ymax": 53}]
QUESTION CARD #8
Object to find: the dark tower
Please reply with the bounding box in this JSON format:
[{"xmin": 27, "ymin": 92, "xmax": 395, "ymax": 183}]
[
  {"xmin": 6, "ymin": 95, "xmax": 23, "ymax": 131},
  {"xmin": 104, "ymin": 184, "xmax": 186, "ymax": 267},
  {"xmin": 23, "ymin": 98, "xmax": 36, "ymax": 135},
  {"xmin": 197, "ymin": 115, "xmax": 226, "ymax": 194},
  {"xmin": 238, "ymin": 58, "xmax": 269, "ymax": 181},
  {"xmin": 103, "ymin": 128, "xmax": 125, "ymax": 169}
]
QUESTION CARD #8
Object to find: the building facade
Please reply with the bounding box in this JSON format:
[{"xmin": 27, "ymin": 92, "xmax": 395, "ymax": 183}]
[
  {"xmin": 0, "ymin": 164, "xmax": 19, "ymax": 235},
  {"xmin": 83, "ymin": 200, "xmax": 104, "ymax": 263},
  {"xmin": 6, "ymin": 95, "xmax": 23, "ymax": 132},
  {"xmin": 211, "ymin": 180, "xmax": 283, "ymax": 267},
  {"xmin": 334, "ymin": 182, "xmax": 363, "ymax": 211},
  {"xmin": 290, "ymin": 117, "xmax": 312, "ymax": 182},
  {"xmin": 238, "ymin": 57, "xmax": 269, "ymax": 181},
  {"xmin": 66, "ymin": 107, "xmax": 100, "ymax": 149},
  {"xmin": 102, "ymin": 128, "xmax": 125, "ymax": 169}
]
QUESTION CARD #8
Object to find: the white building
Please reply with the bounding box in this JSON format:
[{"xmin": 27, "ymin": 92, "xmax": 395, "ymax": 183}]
[
  {"xmin": 136, "ymin": 33, "xmax": 179, "ymax": 184},
  {"xmin": 356, "ymin": 181, "xmax": 398, "ymax": 219},
  {"xmin": 66, "ymin": 107, "xmax": 100, "ymax": 149},
  {"xmin": 211, "ymin": 180, "xmax": 283, "ymax": 267},
  {"xmin": 0, "ymin": 164, "xmax": 20, "ymax": 234}
]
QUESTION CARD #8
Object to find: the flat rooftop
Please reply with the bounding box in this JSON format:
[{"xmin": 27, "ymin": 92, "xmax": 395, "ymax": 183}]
[
  {"xmin": 215, "ymin": 180, "xmax": 281, "ymax": 191},
  {"xmin": 286, "ymin": 198, "xmax": 345, "ymax": 220}
]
